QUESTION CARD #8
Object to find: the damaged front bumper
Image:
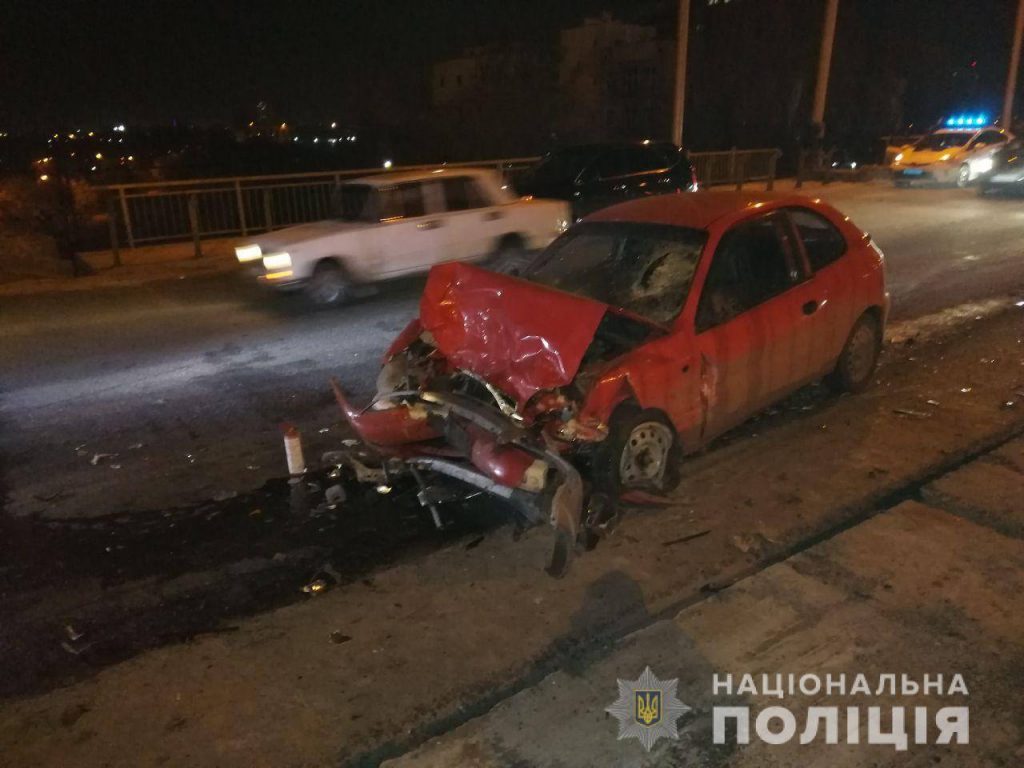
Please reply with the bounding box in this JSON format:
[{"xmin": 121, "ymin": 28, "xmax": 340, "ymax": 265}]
[{"xmin": 326, "ymin": 379, "xmax": 585, "ymax": 576}]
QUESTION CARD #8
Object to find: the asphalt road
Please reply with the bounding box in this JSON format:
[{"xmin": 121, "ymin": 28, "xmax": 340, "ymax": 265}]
[{"xmin": 2, "ymin": 180, "xmax": 1024, "ymax": 521}]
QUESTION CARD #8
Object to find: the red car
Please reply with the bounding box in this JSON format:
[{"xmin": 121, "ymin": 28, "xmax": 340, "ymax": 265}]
[{"xmin": 328, "ymin": 191, "xmax": 889, "ymax": 575}]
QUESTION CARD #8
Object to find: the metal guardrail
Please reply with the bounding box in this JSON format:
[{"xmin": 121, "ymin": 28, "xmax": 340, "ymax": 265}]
[{"xmin": 95, "ymin": 149, "xmax": 780, "ymax": 251}]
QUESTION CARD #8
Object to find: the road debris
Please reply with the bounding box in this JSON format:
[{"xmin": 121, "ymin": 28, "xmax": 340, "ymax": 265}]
[
  {"xmin": 893, "ymin": 408, "xmax": 931, "ymax": 419},
  {"xmin": 302, "ymin": 579, "xmax": 328, "ymax": 595},
  {"xmin": 325, "ymin": 484, "xmax": 347, "ymax": 507},
  {"xmin": 464, "ymin": 535, "xmax": 485, "ymax": 550},
  {"xmin": 90, "ymin": 453, "xmax": 116, "ymax": 465},
  {"xmin": 661, "ymin": 529, "xmax": 710, "ymax": 547},
  {"xmin": 330, "ymin": 631, "xmax": 352, "ymax": 644}
]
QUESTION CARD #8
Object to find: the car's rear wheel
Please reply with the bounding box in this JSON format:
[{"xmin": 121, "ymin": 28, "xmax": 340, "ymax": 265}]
[
  {"xmin": 826, "ymin": 312, "xmax": 882, "ymax": 393},
  {"xmin": 956, "ymin": 164, "xmax": 972, "ymax": 188},
  {"xmin": 596, "ymin": 405, "xmax": 681, "ymax": 495},
  {"xmin": 307, "ymin": 261, "xmax": 351, "ymax": 307}
]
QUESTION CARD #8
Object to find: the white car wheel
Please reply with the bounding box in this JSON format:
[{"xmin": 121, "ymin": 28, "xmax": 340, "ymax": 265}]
[
  {"xmin": 308, "ymin": 262, "xmax": 350, "ymax": 307},
  {"xmin": 956, "ymin": 164, "xmax": 972, "ymax": 188}
]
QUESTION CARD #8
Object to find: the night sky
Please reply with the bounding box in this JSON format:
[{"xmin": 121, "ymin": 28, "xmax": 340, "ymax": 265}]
[{"xmin": 0, "ymin": 0, "xmax": 1016, "ymax": 133}]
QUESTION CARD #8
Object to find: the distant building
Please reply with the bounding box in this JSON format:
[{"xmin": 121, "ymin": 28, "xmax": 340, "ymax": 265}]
[
  {"xmin": 556, "ymin": 15, "xmax": 673, "ymax": 143},
  {"xmin": 428, "ymin": 14, "xmax": 672, "ymax": 157}
]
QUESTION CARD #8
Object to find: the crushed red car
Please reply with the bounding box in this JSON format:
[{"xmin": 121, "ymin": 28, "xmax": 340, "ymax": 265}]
[{"xmin": 327, "ymin": 191, "xmax": 890, "ymax": 575}]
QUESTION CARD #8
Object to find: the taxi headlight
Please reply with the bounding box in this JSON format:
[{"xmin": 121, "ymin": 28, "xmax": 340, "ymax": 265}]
[
  {"xmin": 893, "ymin": 152, "xmax": 903, "ymax": 164},
  {"xmin": 235, "ymin": 244, "xmax": 262, "ymax": 263},
  {"xmin": 262, "ymin": 252, "xmax": 292, "ymax": 271}
]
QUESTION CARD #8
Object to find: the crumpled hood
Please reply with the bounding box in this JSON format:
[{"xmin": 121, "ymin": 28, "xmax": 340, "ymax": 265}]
[
  {"xmin": 419, "ymin": 262, "xmax": 608, "ymax": 404},
  {"xmin": 255, "ymin": 219, "xmax": 369, "ymax": 251}
]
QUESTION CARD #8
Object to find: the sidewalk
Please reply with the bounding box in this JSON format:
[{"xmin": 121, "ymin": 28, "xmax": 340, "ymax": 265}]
[
  {"xmin": 0, "ymin": 303, "xmax": 1021, "ymax": 767},
  {"xmin": 389, "ymin": 482, "xmax": 1024, "ymax": 766},
  {"xmin": 0, "ymin": 237, "xmax": 242, "ymax": 297}
]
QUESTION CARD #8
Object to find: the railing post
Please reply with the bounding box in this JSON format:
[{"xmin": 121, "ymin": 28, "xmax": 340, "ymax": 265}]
[
  {"xmin": 767, "ymin": 151, "xmax": 779, "ymax": 191},
  {"xmin": 106, "ymin": 197, "xmax": 122, "ymax": 267},
  {"xmin": 729, "ymin": 147, "xmax": 738, "ymax": 189},
  {"xmin": 235, "ymin": 180, "xmax": 248, "ymax": 236},
  {"xmin": 263, "ymin": 188, "xmax": 274, "ymax": 231},
  {"xmin": 187, "ymin": 193, "xmax": 202, "ymax": 259},
  {"xmin": 735, "ymin": 152, "xmax": 745, "ymax": 191},
  {"xmin": 118, "ymin": 187, "xmax": 135, "ymax": 249}
]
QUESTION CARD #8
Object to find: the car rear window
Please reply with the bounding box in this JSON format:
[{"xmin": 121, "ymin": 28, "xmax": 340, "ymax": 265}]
[{"xmin": 524, "ymin": 222, "xmax": 707, "ymax": 326}]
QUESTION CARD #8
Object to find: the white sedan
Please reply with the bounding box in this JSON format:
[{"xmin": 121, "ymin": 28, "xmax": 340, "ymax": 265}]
[{"xmin": 235, "ymin": 168, "xmax": 570, "ymax": 305}]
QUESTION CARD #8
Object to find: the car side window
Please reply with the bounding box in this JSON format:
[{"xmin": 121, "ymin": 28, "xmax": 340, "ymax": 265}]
[
  {"xmin": 696, "ymin": 215, "xmax": 799, "ymax": 332},
  {"xmin": 378, "ymin": 183, "xmax": 426, "ymax": 220},
  {"xmin": 442, "ymin": 177, "xmax": 487, "ymax": 212},
  {"xmin": 787, "ymin": 208, "xmax": 847, "ymax": 271}
]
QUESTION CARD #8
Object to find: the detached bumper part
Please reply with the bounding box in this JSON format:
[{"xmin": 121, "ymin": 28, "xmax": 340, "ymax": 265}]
[{"xmin": 328, "ymin": 380, "xmax": 584, "ymax": 576}]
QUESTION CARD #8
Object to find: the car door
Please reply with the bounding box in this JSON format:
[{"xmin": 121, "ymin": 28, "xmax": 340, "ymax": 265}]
[
  {"xmin": 692, "ymin": 212, "xmax": 812, "ymax": 441},
  {"xmin": 373, "ymin": 181, "xmax": 449, "ymax": 277},
  {"xmin": 438, "ymin": 176, "xmax": 502, "ymax": 262},
  {"xmin": 781, "ymin": 207, "xmax": 854, "ymax": 379}
]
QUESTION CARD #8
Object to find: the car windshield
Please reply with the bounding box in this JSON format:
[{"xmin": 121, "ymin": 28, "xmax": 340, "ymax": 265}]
[
  {"xmin": 528, "ymin": 147, "xmax": 601, "ymax": 185},
  {"xmin": 914, "ymin": 132, "xmax": 971, "ymax": 151},
  {"xmin": 335, "ymin": 184, "xmax": 377, "ymax": 222},
  {"xmin": 524, "ymin": 222, "xmax": 707, "ymax": 325}
]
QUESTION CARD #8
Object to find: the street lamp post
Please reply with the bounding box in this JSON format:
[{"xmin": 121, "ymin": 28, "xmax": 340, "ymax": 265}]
[
  {"xmin": 812, "ymin": 0, "xmax": 840, "ymax": 128},
  {"xmin": 672, "ymin": 0, "xmax": 691, "ymax": 147},
  {"xmin": 1003, "ymin": 0, "xmax": 1024, "ymax": 127}
]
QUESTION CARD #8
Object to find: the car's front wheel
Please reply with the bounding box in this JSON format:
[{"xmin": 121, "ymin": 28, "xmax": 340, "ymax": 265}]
[
  {"xmin": 826, "ymin": 312, "xmax": 882, "ymax": 393},
  {"xmin": 956, "ymin": 164, "xmax": 972, "ymax": 188},
  {"xmin": 596, "ymin": 405, "xmax": 681, "ymax": 495},
  {"xmin": 307, "ymin": 261, "xmax": 351, "ymax": 307}
]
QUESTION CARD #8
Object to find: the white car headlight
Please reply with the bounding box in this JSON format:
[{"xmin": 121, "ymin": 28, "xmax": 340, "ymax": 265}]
[
  {"xmin": 262, "ymin": 252, "xmax": 292, "ymax": 272},
  {"xmin": 973, "ymin": 157, "xmax": 994, "ymax": 174},
  {"xmin": 236, "ymin": 244, "xmax": 262, "ymax": 263}
]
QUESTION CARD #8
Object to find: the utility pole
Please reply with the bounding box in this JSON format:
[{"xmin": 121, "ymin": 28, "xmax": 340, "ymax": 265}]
[
  {"xmin": 811, "ymin": 0, "xmax": 840, "ymax": 128},
  {"xmin": 672, "ymin": 0, "xmax": 691, "ymax": 146},
  {"xmin": 1003, "ymin": 0, "xmax": 1024, "ymax": 127}
]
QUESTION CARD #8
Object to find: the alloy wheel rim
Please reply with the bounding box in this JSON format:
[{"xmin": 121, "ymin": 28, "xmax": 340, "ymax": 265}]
[{"xmin": 619, "ymin": 421, "xmax": 673, "ymax": 486}]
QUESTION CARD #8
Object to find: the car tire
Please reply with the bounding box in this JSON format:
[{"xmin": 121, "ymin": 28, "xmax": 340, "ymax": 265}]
[
  {"xmin": 826, "ymin": 312, "xmax": 882, "ymax": 394},
  {"xmin": 956, "ymin": 164, "xmax": 972, "ymax": 188},
  {"xmin": 307, "ymin": 260, "xmax": 351, "ymax": 307},
  {"xmin": 894, "ymin": 179, "xmax": 910, "ymax": 188},
  {"xmin": 490, "ymin": 237, "xmax": 531, "ymax": 277},
  {"xmin": 977, "ymin": 180, "xmax": 993, "ymax": 197},
  {"xmin": 595, "ymin": 405, "xmax": 681, "ymax": 495}
]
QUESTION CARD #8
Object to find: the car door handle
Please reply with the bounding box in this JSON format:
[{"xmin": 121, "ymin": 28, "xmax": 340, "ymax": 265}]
[
  {"xmin": 802, "ymin": 300, "xmax": 819, "ymax": 316},
  {"xmin": 417, "ymin": 220, "xmax": 443, "ymax": 230},
  {"xmin": 483, "ymin": 210, "xmax": 504, "ymax": 221}
]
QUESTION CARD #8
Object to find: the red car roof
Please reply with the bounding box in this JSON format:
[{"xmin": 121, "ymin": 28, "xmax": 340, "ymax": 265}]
[{"xmin": 584, "ymin": 190, "xmax": 832, "ymax": 231}]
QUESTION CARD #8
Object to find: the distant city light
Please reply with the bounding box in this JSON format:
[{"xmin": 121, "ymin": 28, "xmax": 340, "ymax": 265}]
[
  {"xmin": 313, "ymin": 137, "xmax": 319, "ymax": 143},
  {"xmin": 127, "ymin": 155, "xmax": 134, "ymax": 161},
  {"xmin": 95, "ymin": 152, "xmax": 103, "ymax": 159},
  {"xmin": 331, "ymin": 121, "xmax": 337, "ymax": 129},
  {"xmin": 293, "ymin": 136, "xmax": 299, "ymax": 142},
  {"xmin": 87, "ymin": 131, "xmax": 95, "ymax": 137},
  {"xmin": 90, "ymin": 165, "xmax": 97, "ymax": 171},
  {"xmin": 383, "ymin": 159, "xmax": 393, "ymax": 169},
  {"xmin": 113, "ymin": 124, "xmax": 126, "ymax": 132},
  {"xmin": 39, "ymin": 174, "xmax": 49, "ymax": 182}
]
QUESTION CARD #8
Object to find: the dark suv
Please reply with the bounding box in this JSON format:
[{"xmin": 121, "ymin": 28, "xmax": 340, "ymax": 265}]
[{"xmin": 515, "ymin": 142, "xmax": 698, "ymax": 220}]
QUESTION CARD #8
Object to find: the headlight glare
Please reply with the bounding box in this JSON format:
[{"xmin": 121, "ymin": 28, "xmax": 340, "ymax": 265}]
[
  {"xmin": 236, "ymin": 244, "xmax": 262, "ymax": 263},
  {"xmin": 262, "ymin": 252, "xmax": 292, "ymax": 271}
]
